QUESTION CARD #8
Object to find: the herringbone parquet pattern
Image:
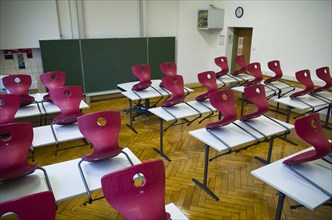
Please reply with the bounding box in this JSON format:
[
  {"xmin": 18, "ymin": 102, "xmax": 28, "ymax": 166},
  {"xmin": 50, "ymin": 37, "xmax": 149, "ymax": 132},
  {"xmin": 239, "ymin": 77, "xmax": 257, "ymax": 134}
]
[{"xmin": 3, "ymin": 87, "xmax": 332, "ymax": 220}]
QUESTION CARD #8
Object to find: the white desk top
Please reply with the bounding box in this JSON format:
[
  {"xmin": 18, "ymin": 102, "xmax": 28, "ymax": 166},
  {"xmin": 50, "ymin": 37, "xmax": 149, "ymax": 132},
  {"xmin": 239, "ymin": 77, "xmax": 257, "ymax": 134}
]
[
  {"xmin": 148, "ymin": 100, "xmax": 216, "ymax": 121},
  {"xmin": 189, "ymin": 115, "xmax": 293, "ymax": 152},
  {"xmin": 274, "ymin": 94, "xmax": 329, "ymax": 110},
  {"xmin": 0, "ymin": 148, "xmax": 140, "ymax": 203},
  {"xmin": 32, "ymin": 123, "xmax": 84, "ymax": 148},
  {"xmin": 15, "ymin": 103, "xmax": 42, "ymax": 118},
  {"xmin": 251, "ymin": 147, "xmax": 332, "ymax": 210},
  {"xmin": 117, "ymin": 79, "xmax": 162, "ymax": 91}
]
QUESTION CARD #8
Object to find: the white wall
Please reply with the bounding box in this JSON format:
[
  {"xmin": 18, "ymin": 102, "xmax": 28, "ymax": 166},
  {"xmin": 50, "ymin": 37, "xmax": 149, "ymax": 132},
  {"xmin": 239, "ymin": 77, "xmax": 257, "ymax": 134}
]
[{"xmin": 0, "ymin": 0, "xmax": 60, "ymax": 49}]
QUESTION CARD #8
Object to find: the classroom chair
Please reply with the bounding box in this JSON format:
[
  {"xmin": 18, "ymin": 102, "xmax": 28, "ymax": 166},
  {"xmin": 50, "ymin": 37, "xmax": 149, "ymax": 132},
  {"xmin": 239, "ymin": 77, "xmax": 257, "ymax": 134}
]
[
  {"xmin": 232, "ymin": 54, "xmax": 248, "ymax": 76},
  {"xmin": 161, "ymin": 75, "xmax": 186, "ymax": 107},
  {"xmin": 50, "ymin": 86, "xmax": 83, "ymax": 155},
  {"xmin": 159, "ymin": 62, "xmax": 177, "ymax": 88},
  {"xmin": 0, "ymin": 191, "xmax": 56, "ymax": 220},
  {"xmin": 245, "ymin": 62, "xmax": 263, "ymax": 87},
  {"xmin": 196, "ymin": 71, "xmax": 218, "ymax": 101},
  {"xmin": 0, "ymin": 122, "xmax": 53, "ymax": 191},
  {"xmin": 0, "ymin": 94, "xmax": 20, "ymax": 124},
  {"xmin": 265, "ymin": 60, "xmax": 283, "ymax": 83},
  {"xmin": 214, "ymin": 56, "xmax": 242, "ymax": 87},
  {"xmin": 2, "ymin": 74, "xmax": 35, "ymax": 106},
  {"xmin": 313, "ymin": 66, "xmax": 332, "ymax": 93},
  {"xmin": 40, "ymin": 71, "xmax": 66, "ymax": 102},
  {"xmin": 77, "ymin": 110, "xmax": 135, "ymax": 204},
  {"xmin": 290, "ymin": 69, "xmax": 315, "ymax": 98},
  {"xmin": 101, "ymin": 159, "xmax": 171, "ymax": 220},
  {"xmin": 131, "ymin": 64, "xmax": 152, "ymax": 91}
]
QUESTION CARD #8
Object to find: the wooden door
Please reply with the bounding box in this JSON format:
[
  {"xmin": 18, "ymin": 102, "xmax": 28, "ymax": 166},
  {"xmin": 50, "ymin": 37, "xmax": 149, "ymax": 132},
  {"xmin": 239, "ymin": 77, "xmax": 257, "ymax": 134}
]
[{"xmin": 231, "ymin": 28, "xmax": 253, "ymax": 72}]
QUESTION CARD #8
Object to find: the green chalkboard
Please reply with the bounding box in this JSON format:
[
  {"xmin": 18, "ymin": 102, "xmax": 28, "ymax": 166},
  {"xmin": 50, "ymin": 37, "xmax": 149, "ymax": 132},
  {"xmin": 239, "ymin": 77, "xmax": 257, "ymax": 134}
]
[
  {"xmin": 81, "ymin": 38, "xmax": 147, "ymax": 93},
  {"xmin": 39, "ymin": 40, "xmax": 84, "ymax": 88},
  {"xmin": 148, "ymin": 37, "xmax": 176, "ymax": 80}
]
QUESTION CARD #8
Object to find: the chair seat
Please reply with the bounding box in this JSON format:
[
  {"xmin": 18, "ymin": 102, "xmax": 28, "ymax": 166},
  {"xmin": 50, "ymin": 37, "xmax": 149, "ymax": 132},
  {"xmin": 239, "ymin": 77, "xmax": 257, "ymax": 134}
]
[
  {"xmin": 283, "ymin": 149, "xmax": 320, "ymax": 164},
  {"xmin": 19, "ymin": 94, "xmax": 35, "ymax": 106},
  {"xmin": 195, "ymin": 92, "xmax": 210, "ymax": 101},
  {"xmin": 162, "ymin": 97, "xmax": 183, "ymax": 107},
  {"xmin": 53, "ymin": 112, "xmax": 83, "ymax": 125},
  {"xmin": 0, "ymin": 163, "xmax": 37, "ymax": 181},
  {"xmin": 82, "ymin": 147, "xmax": 123, "ymax": 162},
  {"xmin": 132, "ymin": 80, "xmax": 152, "ymax": 91}
]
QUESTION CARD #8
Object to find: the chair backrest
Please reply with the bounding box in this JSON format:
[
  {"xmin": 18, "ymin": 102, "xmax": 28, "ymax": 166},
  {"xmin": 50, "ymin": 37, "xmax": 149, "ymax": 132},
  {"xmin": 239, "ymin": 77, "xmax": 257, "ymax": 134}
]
[
  {"xmin": 0, "ymin": 122, "xmax": 36, "ymax": 181},
  {"xmin": 160, "ymin": 62, "xmax": 177, "ymax": 76},
  {"xmin": 232, "ymin": 55, "xmax": 247, "ymax": 76},
  {"xmin": 283, "ymin": 113, "xmax": 331, "ymax": 164},
  {"xmin": 195, "ymin": 71, "xmax": 218, "ymax": 101},
  {"xmin": 2, "ymin": 74, "xmax": 34, "ymax": 106},
  {"xmin": 241, "ymin": 84, "xmax": 269, "ymax": 120},
  {"xmin": 161, "ymin": 75, "xmax": 185, "ymax": 107},
  {"xmin": 244, "ymin": 62, "xmax": 263, "ymax": 87},
  {"xmin": 265, "ymin": 60, "xmax": 283, "ymax": 84},
  {"xmin": 214, "ymin": 56, "xmax": 229, "ymax": 78},
  {"xmin": 0, "ymin": 94, "xmax": 20, "ymax": 124},
  {"xmin": 50, "ymin": 86, "xmax": 83, "ymax": 124},
  {"xmin": 290, "ymin": 69, "xmax": 315, "ymax": 98},
  {"xmin": 0, "ymin": 191, "xmax": 56, "ymax": 220},
  {"xmin": 40, "ymin": 71, "xmax": 66, "ymax": 102},
  {"xmin": 77, "ymin": 110, "xmax": 122, "ymax": 161},
  {"xmin": 101, "ymin": 159, "xmax": 170, "ymax": 220},
  {"xmin": 314, "ymin": 66, "xmax": 332, "ymax": 92},
  {"xmin": 131, "ymin": 64, "xmax": 152, "ymax": 91},
  {"xmin": 206, "ymin": 89, "xmax": 238, "ymax": 129}
]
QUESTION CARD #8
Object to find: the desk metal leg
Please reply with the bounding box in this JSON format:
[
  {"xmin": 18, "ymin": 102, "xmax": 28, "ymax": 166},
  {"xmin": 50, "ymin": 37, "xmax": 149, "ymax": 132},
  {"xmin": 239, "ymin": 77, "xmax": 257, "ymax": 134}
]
[
  {"xmin": 255, "ymin": 137, "xmax": 274, "ymax": 164},
  {"xmin": 192, "ymin": 144, "xmax": 219, "ymax": 201},
  {"xmin": 323, "ymin": 106, "xmax": 331, "ymax": 130},
  {"xmin": 153, "ymin": 118, "xmax": 171, "ymax": 162},
  {"xmin": 126, "ymin": 100, "xmax": 138, "ymax": 134},
  {"xmin": 275, "ymin": 192, "xmax": 285, "ymax": 220},
  {"xmin": 278, "ymin": 106, "xmax": 297, "ymax": 146},
  {"xmin": 240, "ymin": 93, "xmax": 245, "ymax": 117}
]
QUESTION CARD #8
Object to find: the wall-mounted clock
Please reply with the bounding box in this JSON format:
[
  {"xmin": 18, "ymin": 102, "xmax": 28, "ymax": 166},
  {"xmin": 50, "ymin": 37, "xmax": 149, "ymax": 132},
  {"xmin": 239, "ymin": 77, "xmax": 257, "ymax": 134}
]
[{"xmin": 235, "ymin": 6, "xmax": 244, "ymax": 18}]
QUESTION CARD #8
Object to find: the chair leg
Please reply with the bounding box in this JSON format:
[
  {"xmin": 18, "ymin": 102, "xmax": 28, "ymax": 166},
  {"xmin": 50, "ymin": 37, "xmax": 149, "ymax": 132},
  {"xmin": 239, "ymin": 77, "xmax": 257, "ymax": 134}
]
[
  {"xmin": 30, "ymin": 145, "xmax": 35, "ymax": 162},
  {"xmin": 121, "ymin": 151, "xmax": 144, "ymax": 184},
  {"xmin": 37, "ymin": 166, "xmax": 53, "ymax": 192},
  {"xmin": 78, "ymin": 159, "xmax": 93, "ymax": 205},
  {"xmin": 50, "ymin": 122, "xmax": 59, "ymax": 156}
]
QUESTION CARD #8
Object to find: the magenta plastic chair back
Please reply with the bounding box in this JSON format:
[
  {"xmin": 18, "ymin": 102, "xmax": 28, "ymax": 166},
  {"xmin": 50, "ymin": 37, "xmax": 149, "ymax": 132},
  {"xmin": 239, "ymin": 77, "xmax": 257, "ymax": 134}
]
[
  {"xmin": 131, "ymin": 64, "xmax": 152, "ymax": 91},
  {"xmin": 101, "ymin": 159, "xmax": 170, "ymax": 220},
  {"xmin": 0, "ymin": 122, "xmax": 37, "ymax": 181},
  {"xmin": 0, "ymin": 191, "xmax": 56, "ymax": 220},
  {"xmin": 232, "ymin": 55, "xmax": 247, "ymax": 76},
  {"xmin": 161, "ymin": 75, "xmax": 185, "ymax": 107},
  {"xmin": 50, "ymin": 86, "xmax": 83, "ymax": 125},
  {"xmin": 241, "ymin": 84, "xmax": 269, "ymax": 120},
  {"xmin": 78, "ymin": 110, "xmax": 123, "ymax": 161},
  {"xmin": 206, "ymin": 89, "xmax": 237, "ymax": 129},
  {"xmin": 314, "ymin": 66, "xmax": 332, "ymax": 93},
  {"xmin": 0, "ymin": 94, "xmax": 20, "ymax": 124},
  {"xmin": 2, "ymin": 74, "xmax": 34, "ymax": 106},
  {"xmin": 244, "ymin": 62, "xmax": 263, "ymax": 87},
  {"xmin": 40, "ymin": 71, "xmax": 66, "ymax": 102},
  {"xmin": 283, "ymin": 113, "xmax": 331, "ymax": 164},
  {"xmin": 265, "ymin": 60, "xmax": 283, "ymax": 84},
  {"xmin": 290, "ymin": 69, "xmax": 315, "ymax": 98},
  {"xmin": 196, "ymin": 71, "xmax": 218, "ymax": 101},
  {"xmin": 160, "ymin": 62, "xmax": 177, "ymax": 76},
  {"xmin": 214, "ymin": 56, "xmax": 229, "ymax": 78}
]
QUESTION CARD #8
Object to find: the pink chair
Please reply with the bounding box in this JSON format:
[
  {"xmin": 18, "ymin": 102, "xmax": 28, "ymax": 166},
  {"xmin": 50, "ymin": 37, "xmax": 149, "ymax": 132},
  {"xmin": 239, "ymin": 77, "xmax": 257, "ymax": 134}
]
[
  {"xmin": 313, "ymin": 66, "xmax": 332, "ymax": 93},
  {"xmin": 290, "ymin": 69, "xmax": 315, "ymax": 98},
  {"xmin": 40, "ymin": 71, "xmax": 66, "ymax": 102},
  {"xmin": 244, "ymin": 62, "xmax": 263, "ymax": 87},
  {"xmin": 0, "ymin": 94, "xmax": 20, "ymax": 124},
  {"xmin": 214, "ymin": 56, "xmax": 242, "ymax": 87},
  {"xmin": 232, "ymin": 55, "xmax": 248, "ymax": 76},
  {"xmin": 265, "ymin": 60, "xmax": 283, "ymax": 84},
  {"xmin": 161, "ymin": 75, "xmax": 186, "ymax": 107},
  {"xmin": 77, "ymin": 110, "xmax": 134, "ymax": 204},
  {"xmin": 160, "ymin": 62, "xmax": 177, "ymax": 76},
  {"xmin": 240, "ymin": 84, "xmax": 269, "ymax": 121},
  {"xmin": 50, "ymin": 86, "xmax": 83, "ymax": 155},
  {"xmin": 195, "ymin": 71, "xmax": 218, "ymax": 101},
  {"xmin": 206, "ymin": 89, "xmax": 237, "ymax": 129},
  {"xmin": 0, "ymin": 191, "xmax": 56, "ymax": 220},
  {"xmin": 0, "ymin": 122, "xmax": 52, "ymax": 191},
  {"xmin": 283, "ymin": 113, "xmax": 331, "ymax": 164},
  {"xmin": 131, "ymin": 64, "xmax": 152, "ymax": 91},
  {"xmin": 101, "ymin": 159, "xmax": 171, "ymax": 220},
  {"xmin": 2, "ymin": 74, "xmax": 34, "ymax": 106}
]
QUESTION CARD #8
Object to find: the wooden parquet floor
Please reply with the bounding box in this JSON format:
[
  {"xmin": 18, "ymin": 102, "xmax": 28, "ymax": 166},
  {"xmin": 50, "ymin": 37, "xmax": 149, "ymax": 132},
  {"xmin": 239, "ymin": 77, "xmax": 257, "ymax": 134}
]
[{"xmin": 3, "ymin": 87, "xmax": 332, "ymax": 220}]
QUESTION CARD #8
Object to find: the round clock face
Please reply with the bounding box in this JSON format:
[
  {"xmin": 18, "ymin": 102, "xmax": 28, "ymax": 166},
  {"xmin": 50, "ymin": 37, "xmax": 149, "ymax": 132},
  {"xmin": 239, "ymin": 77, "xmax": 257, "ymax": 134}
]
[{"xmin": 235, "ymin": 6, "xmax": 244, "ymax": 18}]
